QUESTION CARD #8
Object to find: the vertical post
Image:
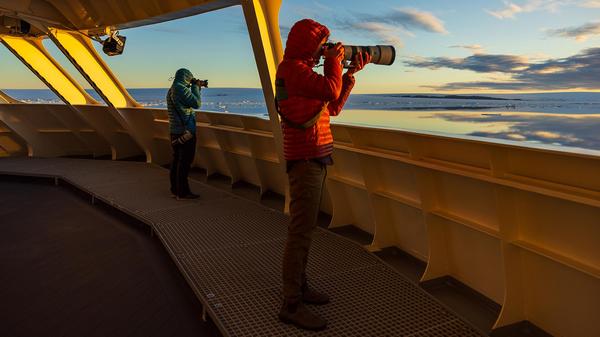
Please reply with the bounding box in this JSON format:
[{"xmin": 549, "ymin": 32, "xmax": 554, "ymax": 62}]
[
  {"xmin": 491, "ymin": 148, "xmax": 525, "ymax": 329},
  {"xmin": 240, "ymin": 0, "xmax": 289, "ymax": 210},
  {"xmin": 407, "ymin": 136, "xmax": 449, "ymax": 281}
]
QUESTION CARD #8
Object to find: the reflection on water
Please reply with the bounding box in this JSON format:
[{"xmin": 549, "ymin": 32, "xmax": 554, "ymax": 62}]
[{"xmin": 335, "ymin": 110, "xmax": 600, "ymax": 152}]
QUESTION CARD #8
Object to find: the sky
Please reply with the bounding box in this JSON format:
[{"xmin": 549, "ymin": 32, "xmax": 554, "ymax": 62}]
[{"xmin": 1, "ymin": 0, "xmax": 600, "ymax": 93}]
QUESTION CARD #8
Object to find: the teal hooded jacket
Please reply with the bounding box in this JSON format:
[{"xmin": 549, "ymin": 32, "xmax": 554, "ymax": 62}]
[{"xmin": 167, "ymin": 68, "xmax": 202, "ymax": 134}]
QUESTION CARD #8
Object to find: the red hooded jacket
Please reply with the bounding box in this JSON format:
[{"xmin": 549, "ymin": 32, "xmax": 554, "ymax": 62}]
[{"xmin": 276, "ymin": 19, "xmax": 355, "ymax": 161}]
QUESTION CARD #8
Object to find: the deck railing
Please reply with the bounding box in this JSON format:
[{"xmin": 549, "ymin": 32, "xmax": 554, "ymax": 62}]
[{"xmin": 0, "ymin": 102, "xmax": 598, "ymax": 337}]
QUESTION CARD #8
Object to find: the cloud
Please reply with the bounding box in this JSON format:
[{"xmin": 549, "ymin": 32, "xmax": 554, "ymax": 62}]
[
  {"xmin": 377, "ymin": 8, "xmax": 448, "ymax": 34},
  {"xmin": 487, "ymin": 2, "xmax": 525, "ymax": 19},
  {"xmin": 408, "ymin": 48, "xmax": 600, "ymax": 91},
  {"xmin": 547, "ymin": 22, "xmax": 600, "ymax": 41},
  {"xmin": 450, "ymin": 44, "xmax": 485, "ymax": 53},
  {"xmin": 486, "ymin": 0, "xmax": 572, "ymax": 19},
  {"xmin": 331, "ymin": 8, "xmax": 447, "ymax": 48},
  {"xmin": 281, "ymin": 6, "xmax": 446, "ymax": 48},
  {"xmin": 352, "ymin": 22, "xmax": 404, "ymax": 47},
  {"xmin": 405, "ymin": 54, "xmax": 529, "ymax": 73},
  {"xmin": 580, "ymin": 0, "xmax": 600, "ymax": 7},
  {"xmin": 313, "ymin": 1, "xmax": 333, "ymax": 12}
]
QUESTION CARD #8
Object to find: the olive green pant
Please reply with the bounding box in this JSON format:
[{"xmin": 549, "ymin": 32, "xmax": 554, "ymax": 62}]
[{"xmin": 282, "ymin": 161, "xmax": 327, "ymax": 301}]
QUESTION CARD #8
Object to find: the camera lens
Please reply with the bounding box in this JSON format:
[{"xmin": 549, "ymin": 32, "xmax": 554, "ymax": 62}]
[
  {"xmin": 344, "ymin": 45, "xmax": 395, "ymax": 65},
  {"xmin": 319, "ymin": 43, "xmax": 396, "ymax": 66}
]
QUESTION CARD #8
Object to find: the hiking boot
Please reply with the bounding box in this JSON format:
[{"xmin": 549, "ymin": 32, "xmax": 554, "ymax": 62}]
[
  {"xmin": 278, "ymin": 300, "xmax": 327, "ymax": 331},
  {"xmin": 302, "ymin": 284, "xmax": 330, "ymax": 305}
]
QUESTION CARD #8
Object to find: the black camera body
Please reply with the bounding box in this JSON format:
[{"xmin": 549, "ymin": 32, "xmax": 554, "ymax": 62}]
[
  {"xmin": 0, "ymin": 17, "xmax": 31, "ymax": 34},
  {"xmin": 191, "ymin": 78, "xmax": 208, "ymax": 88},
  {"xmin": 102, "ymin": 34, "xmax": 126, "ymax": 56}
]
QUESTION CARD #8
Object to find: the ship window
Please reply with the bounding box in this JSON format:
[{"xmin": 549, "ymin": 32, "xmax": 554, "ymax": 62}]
[
  {"xmin": 0, "ymin": 41, "xmax": 64, "ymax": 104},
  {"xmin": 91, "ymin": 5, "xmax": 268, "ymax": 117},
  {"xmin": 42, "ymin": 38, "xmax": 104, "ymax": 104}
]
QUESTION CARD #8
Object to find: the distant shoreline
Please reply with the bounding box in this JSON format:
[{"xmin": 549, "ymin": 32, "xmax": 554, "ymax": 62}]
[
  {"xmin": 385, "ymin": 94, "xmax": 520, "ymax": 101},
  {"xmin": 385, "ymin": 106, "xmax": 499, "ymax": 111}
]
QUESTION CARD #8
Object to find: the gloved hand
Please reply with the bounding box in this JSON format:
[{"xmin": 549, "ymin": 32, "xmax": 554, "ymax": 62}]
[
  {"xmin": 323, "ymin": 42, "xmax": 344, "ymax": 62},
  {"xmin": 347, "ymin": 52, "xmax": 371, "ymax": 76}
]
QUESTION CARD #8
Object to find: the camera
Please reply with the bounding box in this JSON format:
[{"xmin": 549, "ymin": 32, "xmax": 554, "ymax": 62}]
[
  {"xmin": 191, "ymin": 78, "xmax": 208, "ymax": 88},
  {"xmin": 102, "ymin": 32, "xmax": 126, "ymax": 56},
  {"xmin": 322, "ymin": 43, "xmax": 396, "ymax": 66},
  {"xmin": 172, "ymin": 130, "xmax": 194, "ymax": 145},
  {"xmin": 0, "ymin": 17, "xmax": 31, "ymax": 35}
]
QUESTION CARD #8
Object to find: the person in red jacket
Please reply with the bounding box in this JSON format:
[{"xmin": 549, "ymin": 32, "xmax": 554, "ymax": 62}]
[{"xmin": 276, "ymin": 19, "xmax": 370, "ymax": 331}]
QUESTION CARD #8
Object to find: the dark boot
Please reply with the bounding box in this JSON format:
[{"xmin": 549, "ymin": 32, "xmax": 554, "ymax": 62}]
[
  {"xmin": 302, "ymin": 284, "xmax": 330, "ymax": 305},
  {"xmin": 278, "ymin": 300, "xmax": 327, "ymax": 331}
]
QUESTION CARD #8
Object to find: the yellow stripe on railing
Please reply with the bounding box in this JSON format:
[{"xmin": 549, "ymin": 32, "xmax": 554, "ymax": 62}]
[{"xmin": 0, "ymin": 36, "xmax": 87, "ymax": 105}]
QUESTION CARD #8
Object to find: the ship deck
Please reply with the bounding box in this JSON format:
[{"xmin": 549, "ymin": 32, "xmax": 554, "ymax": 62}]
[
  {"xmin": 0, "ymin": 178, "xmax": 219, "ymax": 337},
  {"xmin": 0, "ymin": 157, "xmax": 488, "ymax": 337}
]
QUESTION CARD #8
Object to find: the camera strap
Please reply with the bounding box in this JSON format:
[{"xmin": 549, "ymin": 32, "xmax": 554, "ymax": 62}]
[{"xmin": 275, "ymin": 79, "xmax": 327, "ymax": 129}]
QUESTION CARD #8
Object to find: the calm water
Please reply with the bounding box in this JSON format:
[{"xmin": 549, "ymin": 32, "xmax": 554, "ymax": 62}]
[{"xmin": 4, "ymin": 88, "xmax": 600, "ymax": 152}]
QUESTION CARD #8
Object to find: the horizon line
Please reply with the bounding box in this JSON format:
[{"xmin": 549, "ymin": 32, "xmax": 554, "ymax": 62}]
[{"xmin": 3, "ymin": 88, "xmax": 600, "ymax": 95}]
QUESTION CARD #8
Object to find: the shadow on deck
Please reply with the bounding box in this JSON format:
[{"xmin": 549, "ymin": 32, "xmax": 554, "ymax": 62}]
[{"xmin": 0, "ymin": 179, "xmax": 220, "ymax": 337}]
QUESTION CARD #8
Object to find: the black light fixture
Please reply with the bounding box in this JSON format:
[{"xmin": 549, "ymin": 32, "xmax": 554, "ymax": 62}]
[
  {"xmin": 102, "ymin": 30, "xmax": 126, "ymax": 56},
  {"xmin": 0, "ymin": 16, "xmax": 31, "ymax": 35}
]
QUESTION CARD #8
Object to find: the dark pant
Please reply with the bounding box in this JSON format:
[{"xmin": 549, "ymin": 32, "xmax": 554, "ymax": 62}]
[
  {"xmin": 282, "ymin": 161, "xmax": 327, "ymax": 301},
  {"xmin": 170, "ymin": 134, "xmax": 196, "ymax": 197}
]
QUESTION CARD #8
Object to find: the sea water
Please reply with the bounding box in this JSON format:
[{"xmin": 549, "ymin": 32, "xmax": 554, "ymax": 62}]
[{"xmin": 3, "ymin": 88, "xmax": 600, "ymax": 152}]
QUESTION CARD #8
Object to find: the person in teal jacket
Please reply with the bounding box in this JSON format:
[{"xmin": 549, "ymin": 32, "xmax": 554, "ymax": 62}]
[{"xmin": 167, "ymin": 68, "xmax": 202, "ymax": 199}]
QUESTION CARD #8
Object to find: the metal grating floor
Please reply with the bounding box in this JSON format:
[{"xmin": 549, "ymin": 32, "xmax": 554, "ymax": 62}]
[
  {"xmin": 0, "ymin": 157, "xmax": 488, "ymax": 337},
  {"xmin": 208, "ymin": 266, "xmax": 484, "ymax": 337}
]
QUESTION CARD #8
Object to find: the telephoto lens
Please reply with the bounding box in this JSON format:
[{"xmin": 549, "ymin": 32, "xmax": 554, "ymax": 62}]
[{"xmin": 323, "ymin": 43, "xmax": 396, "ymax": 66}]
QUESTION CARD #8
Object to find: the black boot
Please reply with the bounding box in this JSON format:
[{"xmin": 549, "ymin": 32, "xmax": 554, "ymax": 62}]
[{"xmin": 278, "ymin": 299, "xmax": 327, "ymax": 331}]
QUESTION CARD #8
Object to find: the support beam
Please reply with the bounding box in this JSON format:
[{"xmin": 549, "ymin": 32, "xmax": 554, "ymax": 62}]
[
  {"xmin": 46, "ymin": 28, "xmax": 138, "ymax": 109},
  {"xmin": 0, "ymin": 93, "xmax": 28, "ymax": 157},
  {"xmin": 240, "ymin": 0, "xmax": 288, "ymax": 209},
  {"xmin": 0, "ymin": 35, "xmax": 98, "ymax": 105}
]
